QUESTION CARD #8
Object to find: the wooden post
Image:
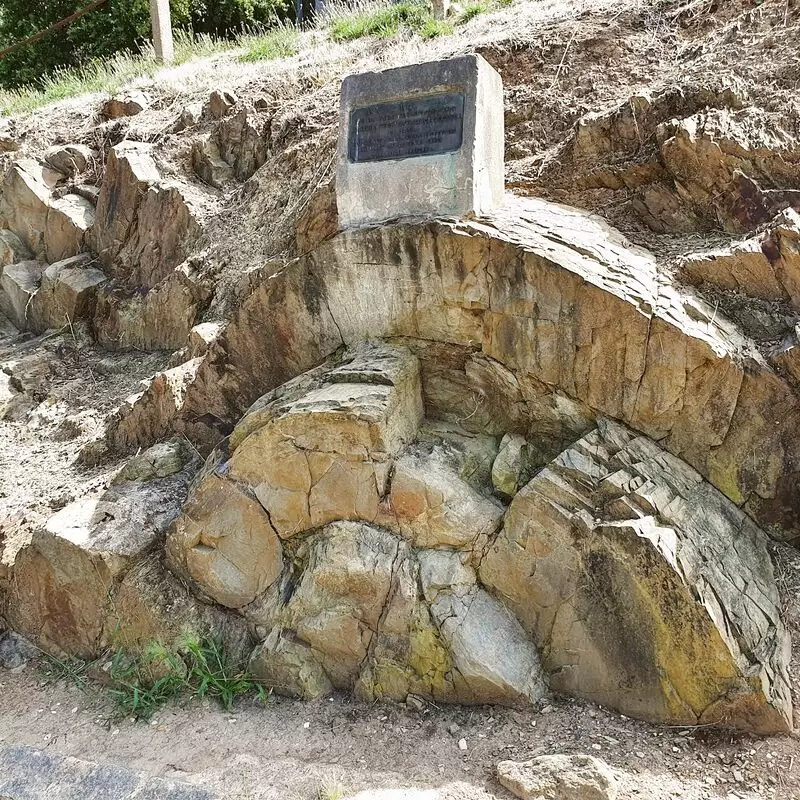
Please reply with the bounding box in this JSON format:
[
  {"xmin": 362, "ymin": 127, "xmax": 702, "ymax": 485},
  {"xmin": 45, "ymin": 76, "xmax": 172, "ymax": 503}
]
[{"xmin": 150, "ymin": 0, "xmax": 174, "ymax": 63}]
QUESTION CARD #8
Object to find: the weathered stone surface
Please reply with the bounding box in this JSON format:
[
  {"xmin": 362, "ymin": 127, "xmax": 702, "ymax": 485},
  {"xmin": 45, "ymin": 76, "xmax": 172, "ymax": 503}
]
[
  {"xmin": 387, "ymin": 445, "xmax": 503, "ymax": 548},
  {"xmin": 106, "ymin": 358, "xmax": 204, "ymax": 453},
  {"xmin": 116, "ymin": 183, "xmax": 200, "ymax": 289},
  {"xmin": 45, "ymin": 193, "xmax": 95, "ymax": 263},
  {"xmin": 188, "ymin": 321, "xmax": 224, "ymax": 358},
  {"xmin": 419, "ymin": 550, "xmax": 547, "ymax": 706},
  {"xmin": 166, "ymin": 473, "xmax": 282, "ymax": 609},
  {"xmin": 106, "ymin": 553, "xmax": 252, "ymax": 661},
  {"xmin": 227, "ymin": 342, "xmax": 423, "ymax": 538},
  {"xmin": 295, "ymin": 179, "xmax": 337, "ymax": 254},
  {"xmin": 178, "ymin": 197, "xmax": 800, "ymax": 539},
  {"xmin": 0, "ymin": 745, "xmax": 217, "ymax": 800},
  {"xmin": 90, "ymin": 143, "xmax": 160, "ymax": 268},
  {"xmin": 44, "ymin": 144, "xmax": 94, "ymax": 178},
  {"xmin": 93, "ymin": 266, "xmax": 209, "ymax": 351},
  {"xmin": 29, "ymin": 254, "xmax": 106, "ymax": 333},
  {"xmin": 681, "ymin": 208, "xmax": 800, "ymax": 307},
  {"xmin": 568, "ymin": 92, "xmax": 800, "ymax": 234},
  {"xmin": 284, "ymin": 521, "xmax": 398, "ymax": 687},
  {"xmin": 0, "ymin": 160, "xmax": 51, "ymax": 255},
  {"xmin": 206, "ymin": 89, "xmax": 238, "ymax": 119},
  {"xmin": 0, "ymin": 229, "xmax": 32, "ymax": 267},
  {"xmin": 101, "ymin": 90, "xmax": 150, "ymax": 119},
  {"xmin": 248, "ymin": 627, "xmax": 333, "ymax": 699},
  {"xmin": 216, "ymin": 108, "xmax": 268, "ymax": 181},
  {"xmin": 480, "ymin": 419, "xmax": 792, "ymax": 734},
  {"xmin": 114, "ymin": 438, "xmax": 195, "ymax": 483},
  {"xmin": 0, "ymin": 631, "xmax": 39, "ymax": 669},
  {"xmin": 0, "ymin": 261, "xmax": 46, "ymax": 330},
  {"xmin": 192, "ymin": 134, "xmax": 234, "ymax": 189},
  {"xmin": 8, "ymin": 475, "xmax": 193, "ymax": 658},
  {"xmin": 497, "ymin": 754, "xmax": 618, "ymax": 800},
  {"xmin": 491, "ymin": 433, "xmax": 529, "ymax": 498},
  {"xmin": 173, "ymin": 102, "xmax": 203, "ymax": 132}
]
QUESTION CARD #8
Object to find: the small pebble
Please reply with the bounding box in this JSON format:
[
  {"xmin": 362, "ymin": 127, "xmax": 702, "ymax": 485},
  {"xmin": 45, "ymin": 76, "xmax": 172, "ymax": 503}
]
[{"xmin": 458, "ymin": 738, "xmax": 468, "ymax": 751}]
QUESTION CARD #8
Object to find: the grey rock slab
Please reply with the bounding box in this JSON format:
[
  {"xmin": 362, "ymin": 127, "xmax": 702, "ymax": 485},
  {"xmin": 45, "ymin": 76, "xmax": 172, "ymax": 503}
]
[
  {"xmin": 0, "ymin": 745, "xmax": 216, "ymax": 800},
  {"xmin": 0, "ymin": 632, "xmax": 39, "ymax": 669},
  {"xmin": 497, "ymin": 754, "xmax": 619, "ymax": 800}
]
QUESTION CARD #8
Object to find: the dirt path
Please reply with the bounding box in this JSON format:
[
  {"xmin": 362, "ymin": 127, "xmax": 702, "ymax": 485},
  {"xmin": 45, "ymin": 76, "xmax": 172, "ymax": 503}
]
[{"xmin": 1, "ymin": 664, "xmax": 798, "ymax": 799}]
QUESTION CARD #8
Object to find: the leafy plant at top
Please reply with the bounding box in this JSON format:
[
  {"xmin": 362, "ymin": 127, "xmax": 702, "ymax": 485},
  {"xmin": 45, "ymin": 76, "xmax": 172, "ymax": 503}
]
[
  {"xmin": 328, "ymin": 0, "xmax": 496, "ymax": 42},
  {"xmin": 457, "ymin": 0, "xmax": 492, "ymax": 23},
  {"xmin": 329, "ymin": 1, "xmax": 432, "ymax": 41}
]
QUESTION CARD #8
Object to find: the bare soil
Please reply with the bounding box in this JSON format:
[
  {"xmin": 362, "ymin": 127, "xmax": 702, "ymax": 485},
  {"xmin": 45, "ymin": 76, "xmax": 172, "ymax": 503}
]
[{"xmin": 2, "ymin": 662, "xmax": 800, "ymax": 800}]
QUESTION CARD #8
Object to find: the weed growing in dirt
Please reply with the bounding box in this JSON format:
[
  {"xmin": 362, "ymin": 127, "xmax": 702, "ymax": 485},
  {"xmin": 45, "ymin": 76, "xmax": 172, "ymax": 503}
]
[
  {"xmin": 42, "ymin": 653, "xmax": 91, "ymax": 691},
  {"xmin": 239, "ymin": 25, "xmax": 300, "ymax": 62},
  {"xmin": 317, "ymin": 775, "xmax": 347, "ymax": 800},
  {"xmin": 109, "ymin": 636, "xmax": 269, "ymax": 720},
  {"xmin": 458, "ymin": 0, "xmax": 493, "ymax": 23},
  {"xmin": 329, "ymin": 1, "xmax": 431, "ymax": 40}
]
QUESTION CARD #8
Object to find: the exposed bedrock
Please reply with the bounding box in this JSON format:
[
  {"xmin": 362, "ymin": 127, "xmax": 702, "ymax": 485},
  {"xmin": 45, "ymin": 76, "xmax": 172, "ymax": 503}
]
[
  {"xmin": 0, "ymin": 142, "xmax": 207, "ymax": 350},
  {"xmin": 160, "ymin": 341, "xmax": 791, "ymax": 732},
  {"xmin": 157, "ymin": 195, "xmax": 800, "ymax": 541},
  {"xmin": 5, "ymin": 439, "xmax": 252, "ymax": 663}
]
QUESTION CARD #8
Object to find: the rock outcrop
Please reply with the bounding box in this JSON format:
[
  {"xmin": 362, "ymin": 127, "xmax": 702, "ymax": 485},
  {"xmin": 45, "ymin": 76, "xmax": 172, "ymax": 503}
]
[
  {"xmin": 160, "ymin": 340, "xmax": 790, "ymax": 731},
  {"xmin": 167, "ymin": 197, "xmax": 800, "ymax": 542},
  {"xmin": 481, "ymin": 419, "xmax": 792, "ymax": 733}
]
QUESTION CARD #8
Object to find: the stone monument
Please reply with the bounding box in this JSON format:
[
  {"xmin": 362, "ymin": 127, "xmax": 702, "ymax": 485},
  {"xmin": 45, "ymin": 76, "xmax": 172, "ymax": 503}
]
[{"xmin": 336, "ymin": 54, "xmax": 504, "ymax": 228}]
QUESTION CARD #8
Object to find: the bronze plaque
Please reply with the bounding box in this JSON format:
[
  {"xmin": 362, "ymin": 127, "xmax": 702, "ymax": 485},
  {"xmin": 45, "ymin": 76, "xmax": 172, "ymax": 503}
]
[{"xmin": 348, "ymin": 92, "xmax": 465, "ymax": 163}]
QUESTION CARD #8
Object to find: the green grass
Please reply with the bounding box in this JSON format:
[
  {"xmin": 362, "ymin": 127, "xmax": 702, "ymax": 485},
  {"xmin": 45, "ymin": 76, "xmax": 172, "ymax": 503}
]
[
  {"xmin": 42, "ymin": 653, "xmax": 91, "ymax": 691},
  {"xmin": 108, "ymin": 636, "xmax": 269, "ymax": 721},
  {"xmin": 239, "ymin": 25, "xmax": 300, "ymax": 63},
  {"xmin": 329, "ymin": 1, "xmax": 434, "ymax": 41},
  {"xmin": 0, "ymin": 0, "xmax": 503, "ymax": 116},
  {"xmin": 328, "ymin": 0, "xmax": 496, "ymax": 43},
  {"xmin": 457, "ymin": 0, "xmax": 492, "ymax": 23},
  {"xmin": 0, "ymin": 30, "xmax": 228, "ymax": 116}
]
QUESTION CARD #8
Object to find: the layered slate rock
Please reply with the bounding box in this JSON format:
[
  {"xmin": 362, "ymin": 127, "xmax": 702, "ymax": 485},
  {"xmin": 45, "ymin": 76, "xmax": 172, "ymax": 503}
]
[
  {"xmin": 170, "ymin": 196, "xmax": 800, "ymax": 540},
  {"xmin": 9, "ymin": 468, "xmax": 196, "ymax": 658},
  {"xmin": 166, "ymin": 473, "xmax": 283, "ymax": 608},
  {"xmin": 28, "ymin": 254, "xmax": 107, "ymax": 333},
  {"xmin": 0, "ymin": 261, "xmax": 45, "ymax": 330},
  {"xmin": 226, "ymin": 342, "xmax": 424, "ymax": 538},
  {"xmin": 243, "ymin": 521, "xmax": 547, "ymax": 708},
  {"xmin": 480, "ymin": 419, "xmax": 792, "ymax": 734},
  {"xmin": 0, "ymin": 160, "xmax": 51, "ymax": 256},
  {"xmin": 45, "ymin": 193, "xmax": 95, "ymax": 263},
  {"xmin": 681, "ymin": 208, "xmax": 800, "ymax": 307},
  {"xmin": 166, "ymin": 343, "xmax": 547, "ymax": 709}
]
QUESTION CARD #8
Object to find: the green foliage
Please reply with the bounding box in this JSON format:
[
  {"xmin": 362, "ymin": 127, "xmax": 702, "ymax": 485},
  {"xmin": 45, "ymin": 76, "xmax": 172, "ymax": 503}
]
[
  {"xmin": 239, "ymin": 24, "xmax": 299, "ymax": 62},
  {"xmin": 108, "ymin": 636, "xmax": 269, "ymax": 721},
  {"xmin": 328, "ymin": 0, "xmax": 494, "ymax": 43},
  {"xmin": 0, "ymin": 30, "xmax": 230, "ymax": 115},
  {"xmin": 190, "ymin": 0, "xmax": 288, "ymax": 35},
  {"xmin": 329, "ymin": 1, "xmax": 433, "ymax": 41},
  {"xmin": 457, "ymin": 0, "xmax": 491, "ymax": 23},
  {"xmin": 0, "ymin": 0, "xmax": 291, "ymax": 90}
]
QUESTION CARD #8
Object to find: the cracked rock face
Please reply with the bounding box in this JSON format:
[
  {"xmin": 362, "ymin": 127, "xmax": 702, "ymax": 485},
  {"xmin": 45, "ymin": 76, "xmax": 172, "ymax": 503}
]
[
  {"xmin": 164, "ymin": 342, "xmax": 790, "ymax": 730},
  {"xmin": 480, "ymin": 419, "xmax": 792, "ymax": 734}
]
